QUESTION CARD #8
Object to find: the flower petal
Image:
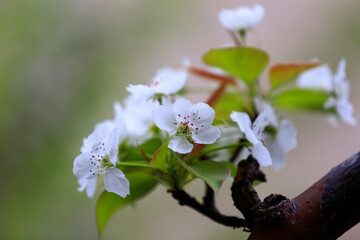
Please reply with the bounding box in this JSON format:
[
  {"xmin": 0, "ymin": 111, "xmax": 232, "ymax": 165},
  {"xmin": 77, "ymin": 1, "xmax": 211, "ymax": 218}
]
[
  {"xmin": 104, "ymin": 127, "xmax": 121, "ymax": 165},
  {"xmin": 126, "ymin": 84, "xmax": 155, "ymax": 99},
  {"xmin": 104, "ymin": 168, "xmax": 130, "ymax": 198},
  {"xmin": 173, "ymin": 98, "xmax": 192, "ymax": 121},
  {"xmin": 231, "ymin": 111, "xmax": 259, "ymax": 145},
  {"xmin": 73, "ymin": 152, "xmax": 97, "ymax": 179},
  {"xmin": 189, "ymin": 102, "xmax": 216, "ymax": 127},
  {"xmin": 266, "ymin": 140, "xmax": 285, "ymax": 171},
  {"xmin": 296, "ymin": 64, "xmax": 333, "ymax": 92},
  {"xmin": 277, "ymin": 119, "xmax": 297, "ymax": 152},
  {"xmin": 252, "ymin": 112, "xmax": 269, "ymax": 142},
  {"xmin": 152, "ymin": 106, "xmax": 177, "ymax": 133},
  {"xmin": 192, "ymin": 125, "xmax": 221, "ymax": 144},
  {"xmin": 153, "ymin": 68, "xmax": 187, "ymax": 95},
  {"xmin": 252, "ymin": 143, "xmax": 272, "ymax": 167},
  {"xmin": 336, "ymin": 98, "xmax": 357, "ymax": 126},
  {"xmin": 255, "ymin": 98, "xmax": 278, "ymax": 127},
  {"xmin": 168, "ymin": 136, "xmax": 193, "ymax": 154},
  {"xmin": 78, "ymin": 177, "xmax": 97, "ymax": 198}
]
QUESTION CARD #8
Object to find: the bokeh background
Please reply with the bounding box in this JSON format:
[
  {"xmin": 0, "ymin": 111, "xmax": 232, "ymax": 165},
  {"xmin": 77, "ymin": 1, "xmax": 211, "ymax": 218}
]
[{"xmin": 1, "ymin": 0, "xmax": 360, "ymax": 239}]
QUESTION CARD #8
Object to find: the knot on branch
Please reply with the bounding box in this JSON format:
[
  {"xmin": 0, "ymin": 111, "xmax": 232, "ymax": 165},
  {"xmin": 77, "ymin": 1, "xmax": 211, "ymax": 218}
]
[{"xmin": 255, "ymin": 194, "xmax": 298, "ymax": 225}]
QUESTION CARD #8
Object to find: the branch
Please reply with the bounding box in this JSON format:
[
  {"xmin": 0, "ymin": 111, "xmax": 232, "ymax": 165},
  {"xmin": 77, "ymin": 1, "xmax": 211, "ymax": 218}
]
[
  {"xmin": 168, "ymin": 189, "xmax": 248, "ymax": 228},
  {"xmin": 246, "ymin": 152, "xmax": 360, "ymax": 240}
]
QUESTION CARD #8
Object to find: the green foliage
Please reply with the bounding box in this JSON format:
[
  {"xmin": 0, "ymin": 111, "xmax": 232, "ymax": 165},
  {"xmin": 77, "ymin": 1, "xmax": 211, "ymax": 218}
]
[
  {"xmin": 96, "ymin": 172, "xmax": 158, "ymax": 237},
  {"xmin": 202, "ymin": 47, "xmax": 269, "ymax": 84},
  {"xmin": 269, "ymin": 62, "xmax": 322, "ymax": 89},
  {"xmin": 215, "ymin": 92, "xmax": 251, "ymax": 119},
  {"xmin": 221, "ymin": 162, "xmax": 238, "ymax": 178},
  {"xmin": 151, "ymin": 138, "xmax": 171, "ymax": 172},
  {"xmin": 272, "ymin": 88, "xmax": 330, "ymax": 111},
  {"xmin": 117, "ymin": 161, "xmax": 163, "ymax": 171},
  {"xmin": 176, "ymin": 158, "xmax": 230, "ymax": 191}
]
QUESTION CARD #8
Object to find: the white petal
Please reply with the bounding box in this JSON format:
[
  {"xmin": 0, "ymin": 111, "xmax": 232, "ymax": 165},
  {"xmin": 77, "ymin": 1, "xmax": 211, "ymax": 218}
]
[
  {"xmin": 266, "ymin": 140, "xmax": 285, "ymax": 171},
  {"xmin": 252, "ymin": 112, "xmax": 269, "ymax": 142},
  {"xmin": 168, "ymin": 136, "xmax": 193, "ymax": 154},
  {"xmin": 218, "ymin": 4, "xmax": 265, "ymax": 31},
  {"xmin": 104, "ymin": 127, "xmax": 121, "ymax": 165},
  {"xmin": 252, "ymin": 143, "xmax": 272, "ymax": 167},
  {"xmin": 153, "ymin": 67, "xmax": 187, "ymax": 95},
  {"xmin": 296, "ymin": 65, "xmax": 333, "ymax": 92},
  {"xmin": 126, "ymin": 84, "xmax": 155, "ymax": 99},
  {"xmin": 277, "ymin": 119, "xmax": 297, "ymax": 152},
  {"xmin": 324, "ymin": 97, "xmax": 336, "ymax": 109},
  {"xmin": 335, "ymin": 58, "xmax": 346, "ymax": 82},
  {"xmin": 192, "ymin": 125, "xmax": 221, "ymax": 144},
  {"xmin": 230, "ymin": 111, "xmax": 259, "ymax": 145},
  {"xmin": 336, "ymin": 99, "xmax": 357, "ymax": 126},
  {"xmin": 78, "ymin": 177, "xmax": 97, "ymax": 198},
  {"xmin": 254, "ymin": 98, "xmax": 278, "ymax": 127},
  {"xmin": 104, "ymin": 168, "xmax": 130, "ymax": 198},
  {"xmin": 152, "ymin": 106, "xmax": 177, "ymax": 133},
  {"xmin": 73, "ymin": 152, "xmax": 97, "ymax": 179},
  {"xmin": 189, "ymin": 102, "xmax": 216, "ymax": 127},
  {"xmin": 173, "ymin": 98, "xmax": 192, "ymax": 121}
]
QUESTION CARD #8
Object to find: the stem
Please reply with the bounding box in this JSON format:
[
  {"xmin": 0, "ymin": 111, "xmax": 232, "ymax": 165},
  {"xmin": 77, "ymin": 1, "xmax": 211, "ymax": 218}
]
[{"xmin": 198, "ymin": 143, "xmax": 246, "ymax": 157}]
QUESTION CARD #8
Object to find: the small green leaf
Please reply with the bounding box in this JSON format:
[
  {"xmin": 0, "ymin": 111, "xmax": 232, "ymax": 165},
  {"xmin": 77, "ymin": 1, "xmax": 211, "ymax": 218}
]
[
  {"xmin": 202, "ymin": 47, "xmax": 269, "ymax": 84},
  {"xmin": 221, "ymin": 162, "xmax": 238, "ymax": 178},
  {"xmin": 272, "ymin": 88, "xmax": 330, "ymax": 111},
  {"xmin": 151, "ymin": 138, "xmax": 171, "ymax": 172},
  {"xmin": 96, "ymin": 172, "xmax": 158, "ymax": 237},
  {"xmin": 215, "ymin": 92, "xmax": 250, "ymax": 119},
  {"xmin": 176, "ymin": 157, "xmax": 230, "ymax": 191},
  {"xmin": 269, "ymin": 62, "xmax": 322, "ymax": 88},
  {"xmin": 140, "ymin": 138, "xmax": 163, "ymax": 154}
]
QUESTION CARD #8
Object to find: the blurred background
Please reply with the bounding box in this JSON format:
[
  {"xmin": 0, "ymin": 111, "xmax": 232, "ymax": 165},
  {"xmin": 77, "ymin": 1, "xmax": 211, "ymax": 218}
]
[{"xmin": 1, "ymin": 0, "xmax": 360, "ymax": 239}]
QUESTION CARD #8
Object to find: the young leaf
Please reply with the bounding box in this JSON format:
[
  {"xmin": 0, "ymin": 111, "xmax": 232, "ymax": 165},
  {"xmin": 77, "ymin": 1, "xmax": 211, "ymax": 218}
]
[
  {"xmin": 151, "ymin": 138, "xmax": 171, "ymax": 172},
  {"xmin": 176, "ymin": 157, "xmax": 230, "ymax": 191},
  {"xmin": 270, "ymin": 62, "xmax": 322, "ymax": 88},
  {"xmin": 272, "ymin": 88, "xmax": 329, "ymax": 111},
  {"xmin": 96, "ymin": 172, "xmax": 158, "ymax": 237},
  {"xmin": 215, "ymin": 92, "xmax": 250, "ymax": 119},
  {"xmin": 202, "ymin": 47, "xmax": 269, "ymax": 84}
]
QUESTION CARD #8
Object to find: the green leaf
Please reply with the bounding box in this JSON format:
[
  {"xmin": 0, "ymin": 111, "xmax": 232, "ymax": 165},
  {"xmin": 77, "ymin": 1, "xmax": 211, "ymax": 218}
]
[
  {"xmin": 96, "ymin": 172, "xmax": 158, "ymax": 237},
  {"xmin": 269, "ymin": 62, "xmax": 322, "ymax": 88},
  {"xmin": 151, "ymin": 138, "xmax": 171, "ymax": 172},
  {"xmin": 176, "ymin": 157, "xmax": 230, "ymax": 191},
  {"xmin": 272, "ymin": 88, "xmax": 330, "ymax": 111},
  {"xmin": 140, "ymin": 138, "xmax": 163, "ymax": 154},
  {"xmin": 202, "ymin": 47, "xmax": 269, "ymax": 84},
  {"xmin": 215, "ymin": 92, "xmax": 250, "ymax": 119},
  {"xmin": 220, "ymin": 162, "xmax": 238, "ymax": 178}
]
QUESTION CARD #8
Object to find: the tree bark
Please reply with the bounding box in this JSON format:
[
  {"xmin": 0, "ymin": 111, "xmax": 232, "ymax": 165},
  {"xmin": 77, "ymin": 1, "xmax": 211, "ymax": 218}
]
[{"xmin": 246, "ymin": 152, "xmax": 360, "ymax": 240}]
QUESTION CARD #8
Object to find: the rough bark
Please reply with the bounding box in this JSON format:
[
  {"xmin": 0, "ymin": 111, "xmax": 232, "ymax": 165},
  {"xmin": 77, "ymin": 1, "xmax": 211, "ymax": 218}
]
[{"xmin": 246, "ymin": 152, "xmax": 360, "ymax": 240}]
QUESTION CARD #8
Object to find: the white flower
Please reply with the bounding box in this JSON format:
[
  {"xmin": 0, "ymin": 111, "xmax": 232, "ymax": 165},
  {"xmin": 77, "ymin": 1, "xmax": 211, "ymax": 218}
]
[
  {"xmin": 296, "ymin": 64, "xmax": 333, "ymax": 91},
  {"xmin": 115, "ymin": 95, "xmax": 159, "ymax": 141},
  {"xmin": 297, "ymin": 59, "xmax": 356, "ymax": 126},
  {"xmin": 255, "ymin": 98, "xmax": 297, "ymax": 170},
  {"xmin": 152, "ymin": 98, "xmax": 221, "ymax": 154},
  {"xmin": 230, "ymin": 111, "xmax": 272, "ymax": 166},
  {"xmin": 126, "ymin": 67, "xmax": 187, "ymax": 100},
  {"xmin": 73, "ymin": 127, "xmax": 130, "ymax": 198},
  {"xmin": 218, "ymin": 4, "xmax": 265, "ymax": 31}
]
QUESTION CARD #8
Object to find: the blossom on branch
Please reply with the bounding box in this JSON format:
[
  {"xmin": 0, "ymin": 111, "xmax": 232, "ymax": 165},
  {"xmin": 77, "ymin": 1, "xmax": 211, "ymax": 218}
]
[
  {"xmin": 152, "ymin": 98, "xmax": 221, "ymax": 154},
  {"xmin": 230, "ymin": 111, "xmax": 272, "ymax": 167},
  {"xmin": 126, "ymin": 67, "xmax": 187, "ymax": 101},
  {"xmin": 297, "ymin": 59, "xmax": 356, "ymax": 126},
  {"xmin": 218, "ymin": 4, "xmax": 265, "ymax": 31},
  {"xmin": 255, "ymin": 98, "xmax": 297, "ymax": 170},
  {"xmin": 73, "ymin": 127, "xmax": 130, "ymax": 198}
]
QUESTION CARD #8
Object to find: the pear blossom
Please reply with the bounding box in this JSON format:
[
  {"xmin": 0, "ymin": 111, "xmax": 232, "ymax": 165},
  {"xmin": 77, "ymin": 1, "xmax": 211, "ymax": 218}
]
[
  {"xmin": 74, "ymin": 127, "xmax": 130, "ymax": 198},
  {"xmin": 152, "ymin": 98, "xmax": 221, "ymax": 154},
  {"xmin": 218, "ymin": 4, "xmax": 265, "ymax": 31},
  {"xmin": 230, "ymin": 111, "xmax": 272, "ymax": 166},
  {"xmin": 127, "ymin": 67, "xmax": 187, "ymax": 101},
  {"xmin": 255, "ymin": 98, "xmax": 297, "ymax": 170},
  {"xmin": 297, "ymin": 59, "xmax": 356, "ymax": 126}
]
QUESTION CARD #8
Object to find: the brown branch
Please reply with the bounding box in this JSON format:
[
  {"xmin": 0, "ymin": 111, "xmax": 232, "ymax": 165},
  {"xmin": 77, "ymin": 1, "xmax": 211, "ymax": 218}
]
[
  {"xmin": 168, "ymin": 189, "xmax": 248, "ymax": 228},
  {"xmin": 245, "ymin": 152, "xmax": 360, "ymax": 240}
]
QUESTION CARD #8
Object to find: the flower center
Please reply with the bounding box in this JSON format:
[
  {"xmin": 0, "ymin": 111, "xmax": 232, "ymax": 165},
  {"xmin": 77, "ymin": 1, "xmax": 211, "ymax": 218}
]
[{"xmin": 88, "ymin": 141, "xmax": 113, "ymax": 176}]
